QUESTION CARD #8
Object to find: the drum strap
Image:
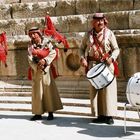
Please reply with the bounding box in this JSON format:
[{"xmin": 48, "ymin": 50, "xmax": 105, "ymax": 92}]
[
  {"xmin": 89, "ymin": 28, "xmax": 119, "ymax": 76},
  {"xmin": 91, "ymin": 28, "xmax": 109, "ymax": 62}
]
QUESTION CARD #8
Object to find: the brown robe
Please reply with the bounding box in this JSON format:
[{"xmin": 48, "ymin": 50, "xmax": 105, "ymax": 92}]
[
  {"xmin": 28, "ymin": 38, "xmax": 63, "ymax": 115},
  {"xmin": 80, "ymin": 28, "xmax": 120, "ymax": 117}
]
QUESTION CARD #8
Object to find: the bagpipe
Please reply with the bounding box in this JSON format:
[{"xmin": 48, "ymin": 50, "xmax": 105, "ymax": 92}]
[
  {"xmin": 28, "ymin": 15, "xmax": 70, "ymax": 80},
  {"xmin": 43, "ymin": 15, "xmax": 69, "ymax": 50},
  {"xmin": 31, "ymin": 14, "xmax": 69, "ymax": 61}
]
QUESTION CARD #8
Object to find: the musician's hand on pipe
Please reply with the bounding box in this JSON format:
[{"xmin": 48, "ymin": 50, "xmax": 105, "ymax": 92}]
[
  {"xmin": 37, "ymin": 59, "xmax": 46, "ymax": 70},
  {"xmin": 32, "ymin": 48, "xmax": 38, "ymax": 56},
  {"xmin": 80, "ymin": 58, "xmax": 88, "ymax": 67}
]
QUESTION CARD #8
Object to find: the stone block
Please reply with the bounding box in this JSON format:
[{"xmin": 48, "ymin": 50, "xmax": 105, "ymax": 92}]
[
  {"xmin": 0, "ymin": 19, "xmax": 25, "ymax": 36},
  {"xmin": 121, "ymin": 47, "xmax": 137, "ymax": 78},
  {"xmin": 31, "ymin": 2, "xmax": 56, "ymax": 17},
  {"xmin": 76, "ymin": 0, "xmax": 99, "ymax": 14},
  {"xmin": 68, "ymin": 15, "xmax": 88, "ymax": 32},
  {"xmin": 116, "ymin": 34, "xmax": 140, "ymax": 47},
  {"xmin": 25, "ymin": 17, "xmax": 45, "ymax": 33},
  {"xmin": 129, "ymin": 10, "xmax": 140, "ymax": 29},
  {"xmin": 12, "ymin": 3, "xmax": 33, "ymax": 19},
  {"xmin": 134, "ymin": 0, "xmax": 140, "ymax": 10},
  {"xmin": 0, "ymin": 49, "xmax": 29, "ymax": 77},
  {"xmin": 136, "ymin": 48, "xmax": 140, "ymax": 71},
  {"xmin": 0, "ymin": 50, "xmax": 16, "ymax": 76},
  {"xmin": 7, "ymin": 35, "xmax": 29, "ymax": 50},
  {"xmin": 1, "ymin": 0, "xmax": 19, "ymax": 4},
  {"xmin": 99, "ymin": 0, "xmax": 133, "ymax": 12},
  {"xmin": 21, "ymin": 0, "xmax": 53, "ymax": 2},
  {"xmin": 51, "ymin": 16, "xmax": 69, "ymax": 33},
  {"xmin": 12, "ymin": 2, "xmax": 56, "ymax": 19},
  {"xmin": 55, "ymin": 0, "xmax": 75, "ymax": 16},
  {"xmin": 113, "ymin": 29, "xmax": 140, "ymax": 35},
  {"xmin": 0, "ymin": 4, "xmax": 11, "ymax": 20},
  {"xmin": 106, "ymin": 11, "xmax": 129, "ymax": 30}
]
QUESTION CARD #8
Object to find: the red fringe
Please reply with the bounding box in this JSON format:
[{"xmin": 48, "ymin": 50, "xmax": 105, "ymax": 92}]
[
  {"xmin": 113, "ymin": 61, "xmax": 119, "ymax": 76},
  {"xmin": 44, "ymin": 15, "xmax": 69, "ymax": 49},
  {"xmin": 28, "ymin": 67, "xmax": 32, "ymax": 80},
  {"xmin": 0, "ymin": 32, "xmax": 8, "ymax": 67}
]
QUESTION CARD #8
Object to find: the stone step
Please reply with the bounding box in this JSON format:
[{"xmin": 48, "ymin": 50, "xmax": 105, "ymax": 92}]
[
  {"xmin": 0, "ymin": 95, "xmax": 135, "ymax": 111},
  {"xmin": 6, "ymin": 31, "xmax": 140, "ymax": 51},
  {"xmin": 0, "ymin": 91, "xmax": 31, "ymax": 97},
  {"xmin": 1, "ymin": 0, "xmax": 140, "ymax": 19},
  {"xmin": 115, "ymin": 109, "xmax": 140, "ymax": 122},
  {"xmin": 0, "ymin": 77, "xmax": 128, "ymax": 101},
  {"xmin": 0, "ymin": 95, "xmax": 137, "ymax": 112},
  {"xmin": 0, "ymin": 90, "xmax": 126, "ymax": 102},
  {"xmin": 0, "ymin": 97, "xmax": 139, "ymax": 121},
  {"xmin": 0, "ymin": 10, "xmax": 140, "ymax": 37}
]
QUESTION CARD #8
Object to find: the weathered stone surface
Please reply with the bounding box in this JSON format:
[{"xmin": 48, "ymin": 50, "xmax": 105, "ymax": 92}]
[
  {"xmin": 51, "ymin": 16, "xmax": 69, "ymax": 33},
  {"xmin": 5, "ymin": 32, "xmax": 140, "ymax": 49},
  {"xmin": 121, "ymin": 47, "xmax": 137, "ymax": 78},
  {"xmin": 12, "ymin": 3, "xmax": 32, "ymax": 19},
  {"xmin": 136, "ymin": 48, "xmax": 140, "ymax": 72},
  {"xmin": 7, "ymin": 35, "xmax": 29, "ymax": 50},
  {"xmin": 21, "ymin": 0, "xmax": 57, "ymax": 2},
  {"xmin": 0, "ymin": 19, "xmax": 25, "ymax": 36},
  {"xmin": 31, "ymin": 2, "xmax": 56, "ymax": 17},
  {"xmin": 76, "ymin": 0, "xmax": 99, "ymax": 14},
  {"xmin": 0, "ymin": 4, "xmax": 11, "ymax": 20},
  {"xmin": 0, "ymin": 50, "xmax": 17, "ymax": 76},
  {"xmin": 134, "ymin": 0, "xmax": 140, "ymax": 10},
  {"xmin": 25, "ymin": 17, "xmax": 45, "ymax": 33},
  {"xmin": 68, "ymin": 15, "xmax": 87, "ymax": 32},
  {"xmin": 55, "ymin": 0, "xmax": 75, "ymax": 16},
  {"xmin": 116, "ymin": 34, "xmax": 140, "ymax": 47},
  {"xmin": 0, "ymin": 11, "xmax": 139, "ymax": 35},
  {"xmin": 99, "ymin": 0, "xmax": 133, "ymax": 12},
  {"xmin": 106, "ymin": 11, "xmax": 129, "ymax": 30},
  {"xmin": 12, "ymin": 2, "xmax": 56, "ymax": 19},
  {"xmin": 113, "ymin": 29, "xmax": 140, "ymax": 35},
  {"xmin": 0, "ymin": 49, "xmax": 29, "ymax": 77},
  {"xmin": 129, "ymin": 10, "xmax": 140, "ymax": 29},
  {"xmin": 1, "ymin": 0, "xmax": 19, "ymax": 4}
]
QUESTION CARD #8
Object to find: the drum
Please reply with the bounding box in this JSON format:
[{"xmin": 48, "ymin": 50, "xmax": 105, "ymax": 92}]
[
  {"xmin": 86, "ymin": 63, "xmax": 114, "ymax": 89},
  {"xmin": 126, "ymin": 73, "xmax": 140, "ymax": 107}
]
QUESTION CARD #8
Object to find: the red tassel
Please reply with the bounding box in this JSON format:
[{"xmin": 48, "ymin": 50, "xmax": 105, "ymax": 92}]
[
  {"xmin": 0, "ymin": 32, "xmax": 8, "ymax": 67},
  {"xmin": 44, "ymin": 15, "xmax": 69, "ymax": 49},
  {"xmin": 113, "ymin": 61, "xmax": 119, "ymax": 76},
  {"xmin": 28, "ymin": 67, "xmax": 32, "ymax": 80},
  {"xmin": 50, "ymin": 64, "xmax": 59, "ymax": 79}
]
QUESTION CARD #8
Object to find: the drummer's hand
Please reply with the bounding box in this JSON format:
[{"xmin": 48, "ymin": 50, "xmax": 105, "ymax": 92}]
[
  {"xmin": 80, "ymin": 58, "xmax": 88, "ymax": 67},
  {"xmin": 106, "ymin": 57, "xmax": 113, "ymax": 65}
]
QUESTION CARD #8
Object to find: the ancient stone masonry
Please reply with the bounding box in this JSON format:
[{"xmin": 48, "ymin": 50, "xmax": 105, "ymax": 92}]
[{"xmin": 0, "ymin": 0, "xmax": 140, "ymax": 101}]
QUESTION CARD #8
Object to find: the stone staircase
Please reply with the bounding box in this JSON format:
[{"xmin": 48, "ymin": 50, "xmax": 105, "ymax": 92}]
[
  {"xmin": 0, "ymin": 0, "xmax": 140, "ymax": 121},
  {"xmin": 0, "ymin": 77, "xmax": 140, "ymax": 122}
]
